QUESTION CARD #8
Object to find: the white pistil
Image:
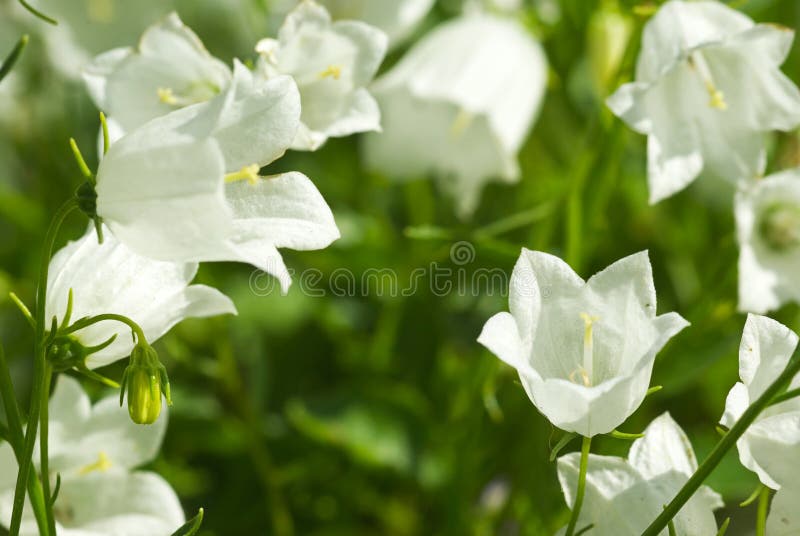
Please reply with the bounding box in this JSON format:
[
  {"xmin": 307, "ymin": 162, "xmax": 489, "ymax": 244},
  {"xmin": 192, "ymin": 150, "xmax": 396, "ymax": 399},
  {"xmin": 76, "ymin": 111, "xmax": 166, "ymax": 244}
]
[
  {"xmin": 580, "ymin": 312, "xmax": 599, "ymax": 386},
  {"xmin": 688, "ymin": 51, "xmax": 728, "ymax": 110},
  {"xmin": 224, "ymin": 164, "xmax": 261, "ymax": 185}
]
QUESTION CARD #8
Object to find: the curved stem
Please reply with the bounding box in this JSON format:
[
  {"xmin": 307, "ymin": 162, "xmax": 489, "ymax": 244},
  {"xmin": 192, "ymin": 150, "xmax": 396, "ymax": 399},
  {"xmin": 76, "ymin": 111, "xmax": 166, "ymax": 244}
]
[
  {"xmin": 565, "ymin": 436, "xmax": 592, "ymax": 536},
  {"xmin": 62, "ymin": 313, "xmax": 147, "ymax": 343},
  {"xmin": 642, "ymin": 355, "xmax": 800, "ymax": 535},
  {"xmin": 769, "ymin": 387, "xmax": 800, "ymax": 407},
  {"xmin": 755, "ymin": 486, "xmax": 770, "ymax": 536},
  {"xmin": 9, "ymin": 198, "xmax": 77, "ymax": 536}
]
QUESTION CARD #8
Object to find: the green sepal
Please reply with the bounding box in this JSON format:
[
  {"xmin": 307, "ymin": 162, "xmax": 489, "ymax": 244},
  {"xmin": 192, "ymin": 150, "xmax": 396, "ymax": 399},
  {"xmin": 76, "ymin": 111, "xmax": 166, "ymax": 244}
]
[{"xmin": 171, "ymin": 508, "xmax": 204, "ymax": 536}]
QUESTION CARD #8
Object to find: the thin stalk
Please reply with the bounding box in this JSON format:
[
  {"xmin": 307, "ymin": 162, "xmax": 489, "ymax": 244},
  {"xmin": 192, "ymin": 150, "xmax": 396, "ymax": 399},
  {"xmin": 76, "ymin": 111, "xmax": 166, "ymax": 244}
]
[
  {"xmin": 0, "ymin": 342, "xmax": 52, "ymax": 533},
  {"xmin": 755, "ymin": 486, "xmax": 770, "ymax": 536},
  {"xmin": 40, "ymin": 365, "xmax": 56, "ymax": 535},
  {"xmin": 642, "ymin": 355, "xmax": 800, "ymax": 535},
  {"xmin": 62, "ymin": 313, "xmax": 147, "ymax": 342},
  {"xmin": 769, "ymin": 387, "xmax": 800, "ymax": 407},
  {"xmin": 565, "ymin": 436, "xmax": 592, "ymax": 536},
  {"xmin": 9, "ymin": 198, "xmax": 77, "ymax": 536}
]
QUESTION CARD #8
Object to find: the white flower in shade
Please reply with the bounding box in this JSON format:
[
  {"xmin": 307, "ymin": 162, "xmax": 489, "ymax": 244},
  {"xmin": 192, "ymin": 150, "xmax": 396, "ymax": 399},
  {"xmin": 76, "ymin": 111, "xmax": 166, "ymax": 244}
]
[
  {"xmin": 45, "ymin": 225, "xmax": 236, "ymax": 369},
  {"xmin": 607, "ymin": 0, "xmax": 800, "ymax": 203},
  {"xmin": 314, "ymin": 0, "xmax": 433, "ymax": 48},
  {"xmin": 720, "ymin": 314, "xmax": 800, "ymax": 490},
  {"xmin": 478, "ymin": 250, "xmax": 687, "ymax": 436},
  {"xmin": 95, "ymin": 61, "xmax": 340, "ymax": 292},
  {"xmin": 255, "ymin": 1, "xmax": 388, "ymax": 151},
  {"xmin": 0, "ymin": 377, "xmax": 184, "ymax": 535},
  {"xmin": 362, "ymin": 14, "xmax": 547, "ymax": 218},
  {"xmin": 83, "ymin": 12, "xmax": 231, "ymax": 138},
  {"xmin": 768, "ymin": 485, "xmax": 800, "ymax": 536},
  {"xmin": 735, "ymin": 169, "xmax": 800, "ymax": 313},
  {"xmin": 557, "ymin": 413, "xmax": 723, "ymax": 535}
]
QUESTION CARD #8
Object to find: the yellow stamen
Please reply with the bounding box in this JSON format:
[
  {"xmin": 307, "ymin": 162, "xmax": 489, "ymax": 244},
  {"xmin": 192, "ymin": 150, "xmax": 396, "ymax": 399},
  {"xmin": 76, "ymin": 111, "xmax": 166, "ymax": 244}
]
[
  {"xmin": 157, "ymin": 87, "xmax": 178, "ymax": 106},
  {"xmin": 688, "ymin": 52, "xmax": 727, "ymax": 111},
  {"xmin": 319, "ymin": 65, "xmax": 342, "ymax": 80},
  {"xmin": 579, "ymin": 312, "xmax": 599, "ymax": 386},
  {"xmin": 569, "ymin": 367, "xmax": 592, "ymax": 387},
  {"xmin": 224, "ymin": 164, "xmax": 261, "ymax": 185},
  {"xmin": 449, "ymin": 109, "xmax": 474, "ymax": 139},
  {"xmin": 78, "ymin": 451, "xmax": 112, "ymax": 475}
]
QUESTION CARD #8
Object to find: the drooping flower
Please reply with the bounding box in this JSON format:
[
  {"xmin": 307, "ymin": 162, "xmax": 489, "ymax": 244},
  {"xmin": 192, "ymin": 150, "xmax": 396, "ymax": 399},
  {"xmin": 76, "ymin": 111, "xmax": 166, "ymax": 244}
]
[
  {"xmin": 557, "ymin": 413, "xmax": 723, "ymax": 535},
  {"xmin": 735, "ymin": 169, "xmax": 800, "ymax": 313},
  {"xmin": 478, "ymin": 250, "xmax": 687, "ymax": 436},
  {"xmin": 45, "ymin": 224, "xmax": 236, "ymax": 370},
  {"xmin": 83, "ymin": 12, "xmax": 232, "ymax": 139},
  {"xmin": 0, "ymin": 377, "xmax": 184, "ymax": 535},
  {"xmin": 607, "ymin": 0, "xmax": 800, "ymax": 203},
  {"xmin": 720, "ymin": 314, "xmax": 800, "ymax": 490},
  {"xmin": 362, "ymin": 13, "xmax": 548, "ymax": 218},
  {"xmin": 94, "ymin": 61, "xmax": 340, "ymax": 292},
  {"xmin": 255, "ymin": 0, "xmax": 388, "ymax": 151}
]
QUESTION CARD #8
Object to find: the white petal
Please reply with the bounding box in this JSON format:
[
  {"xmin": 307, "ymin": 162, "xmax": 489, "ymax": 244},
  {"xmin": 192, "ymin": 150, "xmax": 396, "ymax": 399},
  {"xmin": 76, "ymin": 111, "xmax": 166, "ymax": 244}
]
[
  {"xmin": 46, "ymin": 226, "xmax": 236, "ymax": 368},
  {"xmin": 739, "ymin": 314, "xmax": 799, "ymax": 400},
  {"xmin": 210, "ymin": 63, "xmax": 301, "ymax": 171},
  {"xmin": 221, "ymin": 171, "xmax": 340, "ymax": 292},
  {"xmin": 54, "ymin": 472, "xmax": 183, "ymax": 535},
  {"xmin": 768, "ymin": 485, "xmax": 800, "ymax": 536},
  {"xmin": 743, "ymin": 413, "xmax": 800, "ymax": 489},
  {"xmin": 319, "ymin": 0, "xmax": 433, "ymax": 49},
  {"xmin": 629, "ymin": 412, "xmax": 699, "ymax": 479},
  {"xmin": 586, "ymin": 251, "xmax": 656, "ymax": 315},
  {"xmin": 477, "ymin": 312, "xmax": 527, "ymax": 373}
]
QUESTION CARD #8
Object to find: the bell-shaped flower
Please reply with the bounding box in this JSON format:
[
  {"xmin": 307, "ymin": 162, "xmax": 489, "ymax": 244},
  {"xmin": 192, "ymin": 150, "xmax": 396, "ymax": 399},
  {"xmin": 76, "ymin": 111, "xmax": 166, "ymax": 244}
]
[
  {"xmin": 255, "ymin": 0, "xmax": 388, "ymax": 151},
  {"xmin": 768, "ymin": 485, "xmax": 800, "ymax": 536},
  {"xmin": 94, "ymin": 61, "xmax": 340, "ymax": 292},
  {"xmin": 607, "ymin": 0, "xmax": 800, "ymax": 203},
  {"xmin": 557, "ymin": 413, "xmax": 723, "ymax": 535},
  {"xmin": 83, "ymin": 12, "xmax": 231, "ymax": 139},
  {"xmin": 45, "ymin": 224, "xmax": 236, "ymax": 369},
  {"xmin": 478, "ymin": 250, "xmax": 687, "ymax": 436},
  {"xmin": 362, "ymin": 13, "xmax": 547, "ymax": 218},
  {"xmin": 720, "ymin": 314, "xmax": 800, "ymax": 490},
  {"xmin": 735, "ymin": 169, "xmax": 800, "ymax": 313},
  {"xmin": 0, "ymin": 377, "xmax": 184, "ymax": 535}
]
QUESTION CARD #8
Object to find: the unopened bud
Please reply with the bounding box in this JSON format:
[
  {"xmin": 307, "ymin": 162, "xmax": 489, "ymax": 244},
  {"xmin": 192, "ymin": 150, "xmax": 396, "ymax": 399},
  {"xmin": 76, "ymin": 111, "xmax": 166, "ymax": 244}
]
[{"xmin": 120, "ymin": 343, "xmax": 171, "ymax": 425}]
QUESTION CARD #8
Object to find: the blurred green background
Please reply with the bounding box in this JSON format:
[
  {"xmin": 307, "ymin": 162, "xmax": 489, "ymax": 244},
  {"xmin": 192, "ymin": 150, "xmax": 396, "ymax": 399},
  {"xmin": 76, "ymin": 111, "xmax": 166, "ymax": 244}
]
[{"xmin": 2, "ymin": 0, "xmax": 800, "ymax": 534}]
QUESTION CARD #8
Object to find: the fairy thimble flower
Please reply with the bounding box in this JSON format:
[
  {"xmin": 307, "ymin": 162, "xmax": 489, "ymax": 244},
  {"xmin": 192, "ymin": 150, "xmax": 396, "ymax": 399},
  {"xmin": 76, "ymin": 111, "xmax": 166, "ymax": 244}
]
[
  {"xmin": 45, "ymin": 225, "xmax": 236, "ymax": 370},
  {"xmin": 478, "ymin": 250, "xmax": 687, "ymax": 436},
  {"xmin": 735, "ymin": 169, "xmax": 800, "ymax": 313},
  {"xmin": 83, "ymin": 12, "xmax": 231, "ymax": 139},
  {"xmin": 607, "ymin": 0, "xmax": 800, "ymax": 203},
  {"xmin": 256, "ymin": 0, "xmax": 388, "ymax": 151},
  {"xmin": 94, "ymin": 62, "xmax": 340, "ymax": 292},
  {"xmin": 720, "ymin": 314, "xmax": 800, "ymax": 490},
  {"xmin": 0, "ymin": 377, "xmax": 185, "ymax": 535},
  {"xmin": 362, "ymin": 13, "xmax": 548, "ymax": 218},
  {"xmin": 557, "ymin": 413, "xmax": 723, "ymax": 535}
]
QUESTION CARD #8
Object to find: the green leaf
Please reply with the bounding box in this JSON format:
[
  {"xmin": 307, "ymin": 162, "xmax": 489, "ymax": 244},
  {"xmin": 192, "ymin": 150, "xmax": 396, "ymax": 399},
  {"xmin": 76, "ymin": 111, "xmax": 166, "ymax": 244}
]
[{"xmin": 170, "ymin": 508, "xmax": 204, "ymax": 536}]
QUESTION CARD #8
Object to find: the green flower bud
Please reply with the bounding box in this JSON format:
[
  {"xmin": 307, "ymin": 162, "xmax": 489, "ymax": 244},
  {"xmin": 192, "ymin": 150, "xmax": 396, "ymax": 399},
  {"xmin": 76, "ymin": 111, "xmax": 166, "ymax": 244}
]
[
  {"xmin": 588, "ymin": 5, "xmax": 633, "ymax": 97},
  {"xmin": 758, "ymin": 203, "xmax": 800, "ymax": 252},
  {"xmin": 120, "ymin": 342, "xmax": 171, "ymax": 425}
]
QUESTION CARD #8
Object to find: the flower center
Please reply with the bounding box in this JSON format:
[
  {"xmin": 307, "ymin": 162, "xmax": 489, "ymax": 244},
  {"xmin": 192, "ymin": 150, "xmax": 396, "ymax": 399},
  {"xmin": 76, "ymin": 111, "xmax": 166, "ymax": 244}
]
[
  {"xmin": 449, "ymin": 109, "xmax": 474, "ymax": 140},
  {"xmin": 224, "ymin": 164, "xmax": 261, "ymax": 185},
  {"xmin": 318, "ymin": 65, "xmax": 343, "ymax": 80},
  {"xmin": 758, "ymin": 203, "xmax": 800, "ymax": 251},
  {"xmin": 688, "ymin": 52, "xmax": 727, "ymax": 111},
  {"xmin": 78, "ymin": 451, "xmax": 112, "ymax": 475},
  {"xmin": 569, "ymin": 313, "xmax": 599, "ymax": 387},
  {"xmin": 156, "ymin": 80, "xmax": 221, "ymax": 108}
]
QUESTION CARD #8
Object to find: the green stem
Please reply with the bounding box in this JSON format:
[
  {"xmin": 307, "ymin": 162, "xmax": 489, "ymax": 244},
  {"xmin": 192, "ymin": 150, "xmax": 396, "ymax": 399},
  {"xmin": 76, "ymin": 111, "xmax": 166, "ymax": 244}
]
[
  {"xmin": 565, "ymin": 436, "xmax": 592, "ymax": 536},
  {"xmin": 0, "ymin": 35, "xmax": 29, "ymax": 83},
  {"xmin": 0, "ymin": 341, "xmax": 52, "ymax": 534},
  {"xmin": 40, "ymin": 365, "xmax": 56, "ymax": 535},
  {"xmin": 642, "ymin": 355, "xmax": 800, "ymax": 535},
  {"xmin": 17, "ymin": 0, "xmax": 57, "ymax": 25},
  {"xmin": 755, "ymin": 486, "xmax": 770, "ymax": 536},
  {"xmin": 769, "ymin": 387, "xmax": 800, "ymax": 407},
  {"xmin": 62, "ymin": 313, "xmax": 147, "ymax": 342},
  {"xmin": 9, "ymin": 198, "xmax": 77, "ymax": 536}
]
